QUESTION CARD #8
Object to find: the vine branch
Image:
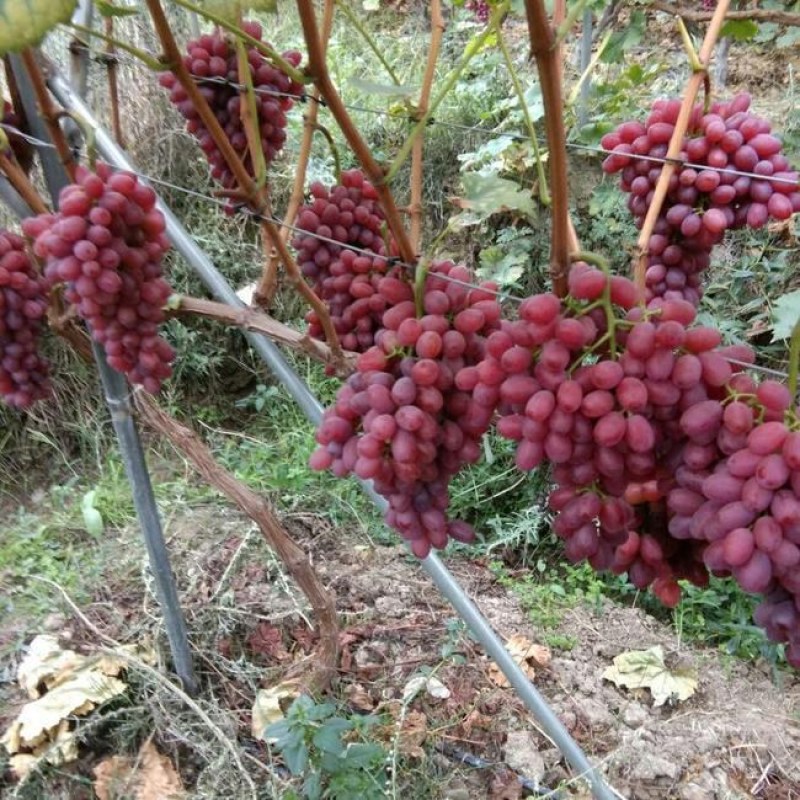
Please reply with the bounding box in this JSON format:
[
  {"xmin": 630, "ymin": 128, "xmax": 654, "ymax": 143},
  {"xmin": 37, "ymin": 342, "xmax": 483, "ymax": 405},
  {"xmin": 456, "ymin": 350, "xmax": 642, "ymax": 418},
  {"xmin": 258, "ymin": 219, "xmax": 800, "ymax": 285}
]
[
  {"xmin": 523, "ymin": 0, "xmax": 571, "ymax": 297},
  {"xmin": 409, "ymin": 0, "xmax": 444, "ymax": 254},
  {"xmin": 295, "ymin": 0, "xmax": 416, "ymax": 265},
  {"xmin": 103, "ymin": 17, "xmax": 125, "ymax": 147},
  {"xmin": 632, "ymin": 0, "xmax": 731, "ymax": 297},
  {"xmin": 255, "ymin": 0, "xmax": 335, "ymax": 308},
  {"xmin": 650, "ymin": 1, "xmax": 800, "ymax": 27}
]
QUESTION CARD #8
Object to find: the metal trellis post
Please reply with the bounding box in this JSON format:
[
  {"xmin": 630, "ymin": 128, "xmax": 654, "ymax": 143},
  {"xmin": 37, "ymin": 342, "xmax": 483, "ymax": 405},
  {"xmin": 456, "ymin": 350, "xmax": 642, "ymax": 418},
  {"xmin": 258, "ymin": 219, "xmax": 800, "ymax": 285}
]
[
  {"xmin": 46, "ymin": 69, "xmax": 617, "ymax": 800},
  {"xmin": 7, "ymin": 54, "xmax": 197, "ymax": 695}
]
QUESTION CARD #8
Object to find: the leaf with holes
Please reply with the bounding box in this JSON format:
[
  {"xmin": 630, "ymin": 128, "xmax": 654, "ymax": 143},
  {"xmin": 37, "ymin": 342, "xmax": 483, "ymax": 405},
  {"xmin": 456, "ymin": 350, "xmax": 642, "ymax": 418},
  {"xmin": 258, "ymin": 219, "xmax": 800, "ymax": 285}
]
[
  {"xmin": 603, "ymin": 646, "xmax": 697, "ymax": 707},
  {"xmin": 0, "ymin": 0, "xmax": 77, "ymax": 54}
]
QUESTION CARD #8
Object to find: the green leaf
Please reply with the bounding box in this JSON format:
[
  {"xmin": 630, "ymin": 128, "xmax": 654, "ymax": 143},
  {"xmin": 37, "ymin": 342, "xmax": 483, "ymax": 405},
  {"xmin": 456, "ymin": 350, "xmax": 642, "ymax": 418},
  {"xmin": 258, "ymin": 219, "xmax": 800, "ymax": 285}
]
[
  {"xmin": 601, "ymin": 10, "xmax": 644, "ymax": 63},
  {"xmin": 264, "ymin": 719, "xmax": 291, "ymax": 742},
  {"xmin": 80, "ymin": 491, "xmax": 104, "ymax": 537},
  {"xmin": 282, "ymin": 738, "xmax": 309, "ymax": 774},
  {"xmin": 193, "ymin": 0, "xmax": 277, "ymax": 20},
  {"xmin": 776, "ymin": 27, "xmax": 800, "ymax": 49},
  {"xmin": 772, "ymin": 290, "xmax": 800, "ymax": 340},
  {"xmin": 303, "ymin": 772, "xmax": 322, "ymax": 800},
  {"xmin": 312, "ymin": 718, "xmax": 351, "ymax": 754},
  {"xmin": 719, "ymin": 19, "xmax": 759, "ymax": 41},
  {"xmin": 0, "ymin": 0, "xmax": 77, "ymax": 54},
  {"xmin": 456, "ymin": 171, "xmax": 536, "ymax": 221},
  {"xmin": 95, "ymin": 0, "xmax": 140, "ymax": 17},
  {"xmin": 348, "ymin": 78, "xmax": 416, "ymax": 98}
]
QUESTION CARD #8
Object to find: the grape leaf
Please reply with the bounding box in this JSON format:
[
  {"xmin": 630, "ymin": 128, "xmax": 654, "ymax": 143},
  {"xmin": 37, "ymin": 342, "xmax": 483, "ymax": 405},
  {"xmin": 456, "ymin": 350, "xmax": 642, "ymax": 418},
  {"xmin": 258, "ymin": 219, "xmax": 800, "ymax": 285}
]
[
  {"xmin": 602, "ymin": 645, "xmax": 697, "ymax": 707},
  {"xmin": 193, "ymin": 0, "xmax": 277, "ymax": 20},
  {"xmin": 720, "ymin": 19, "xmax": 759, "ymax": 41},
  {"xmin": 0, "ymin": 0, "xmax": 77, "ymax": 54},
  {"xmin": 772, "ymin": 289, "xmax": 800, "ymax": 341},
  {"xmin": 81, "ymin": 490, "xmax": 104, "ymax": 537},
  {"xmin": 453, "ymin": 171, "xmax": 536, "ymax": 221}
]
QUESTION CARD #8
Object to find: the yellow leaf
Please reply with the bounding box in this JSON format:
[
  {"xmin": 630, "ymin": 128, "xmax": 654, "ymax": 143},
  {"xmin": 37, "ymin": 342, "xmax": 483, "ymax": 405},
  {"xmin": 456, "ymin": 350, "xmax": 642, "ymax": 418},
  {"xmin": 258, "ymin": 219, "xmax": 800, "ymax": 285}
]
[
  {"xmin": 0, "ymin": 0, "xmax": 77, "ymax": 54},
  {"xmin": 92, "ymin": 740, "xmax": 185, "ymax": 800},
  {"xmin": 16, "ymin": 634, "xmax": 83, "ymax": 699},
  {"xmin": 602, "ymin": 645, "xmax": 697, "ymax": 707},
  {"xmin": 251, "ymin": 680, "xmax": 300, "ymax": 740}
]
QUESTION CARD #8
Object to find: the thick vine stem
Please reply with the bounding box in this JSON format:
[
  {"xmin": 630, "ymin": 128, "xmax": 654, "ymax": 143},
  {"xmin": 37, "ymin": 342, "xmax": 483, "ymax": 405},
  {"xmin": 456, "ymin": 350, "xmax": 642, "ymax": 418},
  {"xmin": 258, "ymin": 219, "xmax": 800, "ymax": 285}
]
[
  {"xmin": 650, "ymin": 1, "xmax": 800, "ymax": 27},
  {"xmin": 523, "ymin": 0, "xmax": 571, "ymax": 298},
  {"xmin": 0, "ymin": 152, "xmax": 49, "ymax": 214},
  {"xmin": 133, "ymin": 391, "xmax": 339, "ymax": 694},
  {"xmin": 409, "ymin": 0, "xmax": 444, "ymax": 254},
  {"xmin": 172, "ymin": 295, "xmax": 357, "ymax": 372},
  {"xmin": 295, "ymin": 0, "xmax": 416, "ymax": 266},
  {"xmin": 632, "ymin": 0, "xmax": 731, "ymax": 298},
  {"xmin": 256, "ymin": 0, "xmax": 335, "ymax": 307},
  {"xmin": 20, "ymin": 49, "xmax": 77, "ymax": 182},
  {"xmin": 103, "ymin": 17, "xmax": 125, "ymax": 148}
]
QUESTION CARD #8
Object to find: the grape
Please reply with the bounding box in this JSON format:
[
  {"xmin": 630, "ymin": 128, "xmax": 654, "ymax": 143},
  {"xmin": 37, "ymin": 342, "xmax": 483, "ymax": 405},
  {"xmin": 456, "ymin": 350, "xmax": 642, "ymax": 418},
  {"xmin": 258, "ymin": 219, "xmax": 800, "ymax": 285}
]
[
  {"xmin": 465, "ymin": 0, "xmax": 490, "ymax": 22},
  {"xmin": 602, "ymin": 93, "xmax": 800, "ymax": 307},
  {"xmin": 0, "ymin": 229, "xmax": 51, "ymax": 408},
  {"xmin": 292, "ymin": 170, "xmax": 405, "ymax": 354},
  {"xmin": 24, "ymin": 164, "xmax": 174, "ymax": 393},
  {"xmin": 310, "ymin": 261, "xmax": 500, "ymax": 555},
  {"xmin": 159, "ymin": 24, "xmax": 303, "ymax": 211}
]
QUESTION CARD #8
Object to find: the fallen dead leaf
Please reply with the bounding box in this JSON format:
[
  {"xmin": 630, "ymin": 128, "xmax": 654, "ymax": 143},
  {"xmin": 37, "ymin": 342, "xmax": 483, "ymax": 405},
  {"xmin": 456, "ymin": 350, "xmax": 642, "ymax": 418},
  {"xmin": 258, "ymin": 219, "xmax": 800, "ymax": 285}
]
[
  {"xmin": 246, "ymin": 623, "xmax": 290, "ymax": 662},
  {"xmin": 602, "ymin": 645, "xmax": 697, "ymax": 707},
  {"xmin": 378, "ymin": 700, "xmax": 427, "ymax": 758},
  {"xmin": 488, "ymin": 635, "xmax": 551, "ymax": 688},
  {"xmin": 490, "ymin": 767, "xmax": 523, "ymax": 799},
  {"xmin": 402, "ymin": 674, "xmax": 451, "ymax": 702},
  {"xmin": 346, "ymin": 683, "xmax": 374, "ymax": 712},
  {"xmin": 251, "ymin": 680, "xmax": 301, "ymax": 740},
  {"xmin": 93, "ymin": 739, "xmax": 185, "ymax": 800},
  {"xmin": 16, "ymin": 635, "xmax": 82, "ymax": 699}
]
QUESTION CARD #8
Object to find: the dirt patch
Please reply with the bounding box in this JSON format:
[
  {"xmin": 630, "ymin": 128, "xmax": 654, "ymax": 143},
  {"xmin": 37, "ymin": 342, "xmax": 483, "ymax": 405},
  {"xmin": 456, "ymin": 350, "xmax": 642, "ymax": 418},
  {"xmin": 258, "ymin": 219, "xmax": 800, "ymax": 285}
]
[{"xmin": 2, "ymin": 505, "xmax": 799, "ymax": 799}]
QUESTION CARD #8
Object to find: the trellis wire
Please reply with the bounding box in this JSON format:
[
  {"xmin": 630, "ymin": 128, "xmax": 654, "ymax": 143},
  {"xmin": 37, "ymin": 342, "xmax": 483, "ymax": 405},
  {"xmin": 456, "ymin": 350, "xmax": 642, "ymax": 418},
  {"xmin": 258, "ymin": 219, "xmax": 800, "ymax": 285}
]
[
  {"xmin": 7, "ymin": 49, "xmax": 198, "ymax": 695},
  {"xmin": 3, "ymin": 118, "xmax": 794, "ymax": 382},
  {"xmin": 47, "ymin": 67, "xmax": 620, "ymax": 800}
]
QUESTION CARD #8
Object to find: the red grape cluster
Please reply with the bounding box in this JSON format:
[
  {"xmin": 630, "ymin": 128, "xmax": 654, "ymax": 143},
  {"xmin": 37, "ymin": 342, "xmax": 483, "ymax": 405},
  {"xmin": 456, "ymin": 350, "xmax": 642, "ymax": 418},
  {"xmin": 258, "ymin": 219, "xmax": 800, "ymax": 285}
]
[
  {"xmin": 0, "ymin": 230, "xmax": 51, "ymax": 408},
  {"xmin": 159, "ymin": 20, "xmax": 302, "ymax": 210},
  {"xmin": 465, "ymin": 0, "xmax": 490, "ymax": 23},
  {"xmin": 23, "ymin": 163, "xmax": 175, "ymax": 394},
  {"xmin": 310, "ymin": 260, "xmax": 501, "ymax": 557},
  {"xmin": 666, "ymin": 380, "xmax": 800, "ymax": 667},
  {"xmin": 602, "ymin": 94, "xmax": 800, "ymax": 306},
  {"xmin": 293, "ymin": 170, "xmax": 402, "ymax": 352},
  {"xmin": 474, "ymin": 262, "xmax": 757, "ymax": 605}
]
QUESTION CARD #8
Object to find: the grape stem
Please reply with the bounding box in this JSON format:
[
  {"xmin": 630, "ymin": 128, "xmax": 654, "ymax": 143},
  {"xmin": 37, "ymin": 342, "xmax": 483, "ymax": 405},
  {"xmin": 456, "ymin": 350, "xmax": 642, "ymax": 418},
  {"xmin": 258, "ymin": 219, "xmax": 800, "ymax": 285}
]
[
  {"xmin": 170, "ymin": 0, "xmax": 309, "ymax": 86},
  {"xmin": 554, "ymin": 0, "xmax": 590, "ymax": 44},
  {"xmin": 20, "ymin": 50, "xmax": 78, "ymax": 182},
  {"xmin": 335, "ymin": 0, "xmax": 405, "ymax": 90},
  {"xmin": 256, "ymin": 0, "xmax": 335, "ymax": 308},
  {"xmin": 676, "ymin": 17, "xmax": 704, "ymax": 73},
  {"xmin": 296, "ymin": 0, "xmax": 417, "ymax": 266},
  {"xmin": 314, "ymin": 123, "xmax": 342, "ymax": 181},
  {"xmin": 571, "ymin": 249, "xmax": 617, "ymax": 356},
  {"xmin": 495, "ymin": 16, "xmax": 550, "ymax": 206},
  {"xmin": 523, "ymin": 0, "xmax": 573, "ymax": 298},
  {"xmin": 788, "ymin": 318, "xmax": 800, "ymax": 399},
  {"xmin": 384, "ymin": 6, "xmax": 505, "ymax": 186},
  {"xmin": 413, "ymin": 258, "xmax": 429, "ymax": 318},
  {"xmin": 409, "ymin": 0, "xmax": 444, "ymax": 254},
  {"xmin": 631, "ymin": 0, "xmax": 731, "ymax": 299},
  {"xmin": 0, "ymin": 151, "xmax": 49, "ymax": 215},
  {"xmin": 235, "ymin": 36, "xmax": 268, "ymax": 189}
]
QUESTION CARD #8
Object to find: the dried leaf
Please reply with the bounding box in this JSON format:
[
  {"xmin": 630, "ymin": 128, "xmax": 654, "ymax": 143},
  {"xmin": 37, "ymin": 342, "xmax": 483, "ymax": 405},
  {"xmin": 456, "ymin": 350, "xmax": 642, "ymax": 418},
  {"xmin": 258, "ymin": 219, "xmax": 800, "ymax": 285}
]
[
  {"xmin": 92, "ymin": 740, "xmax": 185, "ymax": 800},
  {"xmin": 346, "ymin": 683, "xmax": 374, "ymax": 712},
  {"xmin": 602, "ymin": 646, "xmax": 697, "ymax": 707},
  {"xmin": 251, "ymin": 681, "xmax": 300, "ymax": 740},
  {"xmin": 16, "ymin": 635, "xmax": 82, "ymax": 698},
  {"xmin": 488, "ymin": 635, "xmax": 551, "ymax": 688},
  {"xmin": 246, "ymin": 623, "xmax": 290, "ymax": 662},
  {"xmin": 490, "ymin": 767, "xmax": 523, "ymax": 799},
  {"xmin": 378, "ymin": 701, "xmax": 427, "ymax": 758},
  {"xmin": 402, "ymin": 675, "xmax": 451, "ymax": 702}
]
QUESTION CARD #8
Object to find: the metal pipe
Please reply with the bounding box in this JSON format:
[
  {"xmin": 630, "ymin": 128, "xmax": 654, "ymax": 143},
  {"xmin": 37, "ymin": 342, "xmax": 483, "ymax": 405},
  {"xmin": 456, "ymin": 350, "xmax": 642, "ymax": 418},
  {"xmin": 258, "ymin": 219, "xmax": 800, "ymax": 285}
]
[
  {"xmin": 8, "ymin": 61, "xmax": 197, "ymax": 694},
  {"xmin": 578, "ymin": 9, "xmax": 593, "ymax": 128},
  {"xmin": 47, "ymin": 70, "xmax": 617, "ymax": 800}
]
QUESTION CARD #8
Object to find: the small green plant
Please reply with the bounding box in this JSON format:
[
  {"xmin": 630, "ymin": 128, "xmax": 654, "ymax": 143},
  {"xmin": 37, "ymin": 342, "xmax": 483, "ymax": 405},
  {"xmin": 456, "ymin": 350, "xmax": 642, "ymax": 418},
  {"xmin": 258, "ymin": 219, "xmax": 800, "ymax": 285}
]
[{"xmin": 265, "ymin": 696, "xmax": 389, "ymax": 800}]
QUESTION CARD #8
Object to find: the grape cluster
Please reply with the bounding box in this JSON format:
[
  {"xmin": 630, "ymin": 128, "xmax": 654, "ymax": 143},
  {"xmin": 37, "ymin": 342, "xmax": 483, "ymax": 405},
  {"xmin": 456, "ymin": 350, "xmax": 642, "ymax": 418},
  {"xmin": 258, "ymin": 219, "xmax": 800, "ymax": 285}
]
[
  {"xmin": 293, "ymin": 170, "xmax": 402, "ymax": 352},
  {"xmin": 159, "ymin": 21, "xmax": 302, "ymax": 210},
  {"xmin": 23, "ymin": 163, "xmax": 175, "ymax": 393},
  {"xmin": 602, "ymin": 94, "xmax": 800, "ymax": 306},
  {"xmin": 474, "ymin": 263, "xmax": 757, "ymax": 604},
  {"xmin": 310, "ymin": 261, "xmax": 501, "ymax": 556},
  {"xmin": 666, "ymin": 382, "xmax": 800, "ymax": 667},
  {"xmin": 0, "ymin": 230, "xmax": 50, "ymax": 408},
  {"xmin": 465, "ymin": 0, "xmax": 490, "ymax": 23}
]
